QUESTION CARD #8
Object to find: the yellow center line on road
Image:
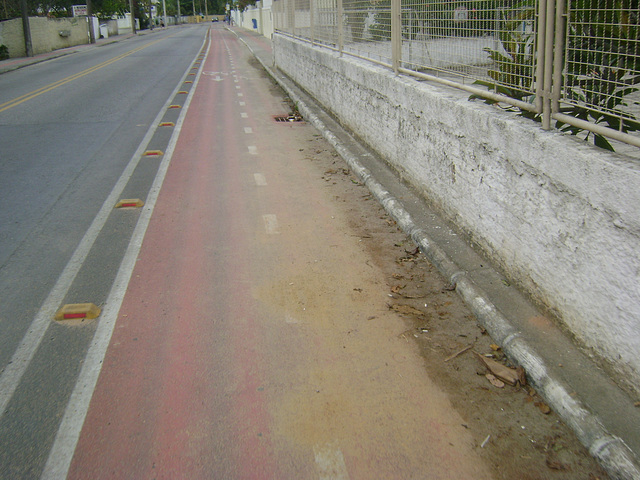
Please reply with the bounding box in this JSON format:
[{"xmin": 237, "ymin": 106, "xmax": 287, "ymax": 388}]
[{"xmin": 0, "ymin": 36, "xmax": 168, "ymax": 113}]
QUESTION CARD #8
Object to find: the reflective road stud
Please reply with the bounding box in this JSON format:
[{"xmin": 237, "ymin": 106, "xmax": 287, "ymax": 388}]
[
  {"xmin": 143, "ymin": 150, "xmax": 164, "ymax": 157},
  {"xmin": 115, "ymin": 199, "xmax": 145, "ymax": 208},
  {"xmin": 55, "ymin": 303, "xmax": 101, "ymax": 321}
]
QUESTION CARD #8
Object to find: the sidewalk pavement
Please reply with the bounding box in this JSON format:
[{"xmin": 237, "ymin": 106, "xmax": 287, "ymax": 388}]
[
  {"xmin": 4, "ymin": 24, "xmax": 639, "ymax": 480},
  {"xmin": 228, "ymin": 27, "xmax": 640, "ymax": 480}
]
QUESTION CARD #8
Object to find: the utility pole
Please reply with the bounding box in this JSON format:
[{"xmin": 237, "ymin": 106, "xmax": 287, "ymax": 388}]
[
  {"xmin": 87, "ymin": 0, "xmax": 95, "ymax": 43},
  {"xmin": 177, "ymin": 0, "xmax": 181, "ymax": 24},
  {"xmin": 19, "ymin": 0, "xmax": 32, "ymax": 57},
  {"xmin": 162, "ymin": 0, "xmax": 166, "ymax": 27},
  {"xmin": 130, "ymin": 0, "xmax": 136, "ymax": 33}
]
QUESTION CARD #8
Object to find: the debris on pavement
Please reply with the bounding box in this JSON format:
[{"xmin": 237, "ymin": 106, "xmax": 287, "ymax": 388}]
[
  {"xmin": 445, "ymin": 345, "xmax": 473, "ymax": 362},
  {"xmin": 388, "ymin": 303, "xmax": 427, "ymax": 318},
  {"xmin": 486, "ymin": 373, "xmax": 505, "ymax": 388},
  {"xmin": 475, "ymin": 353, "xmax": 521, "ymax": 386}
]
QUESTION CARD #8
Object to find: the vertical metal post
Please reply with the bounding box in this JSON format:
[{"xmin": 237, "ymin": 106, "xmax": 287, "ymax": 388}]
[
  {"xmin": 551, "ymin": 0, "xmax": 565, "ymax": 116},
  {"xmin": 391, "ymin": 0, "xmax": 401, "ymax": 74},
  {"xmin": 542, "ymin": 0, "xmax": 555, "ymax": 130},
  {"xmin": 338, "ymin": 0, "xmax": 343, "ymax": 55},
  {"xmin": 534, "ymin": 0, "xmax": 546, "ymax": 116},
  {"xmin": 310, "ymin": 0, "xmax": 315, "ymax": 45},
  {"xmin": 292, "ymin": 0, "xmax": 296, "ymax": 36}
]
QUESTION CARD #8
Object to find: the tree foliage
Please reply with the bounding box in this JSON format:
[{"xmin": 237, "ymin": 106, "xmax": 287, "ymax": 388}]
[
  {"xmin": 1, "ymin": 0, "xmax": 224, "ymax": 20},
  {"xmin": 472, "ymin": 0, "xmax": 640, "ymax": 151}
]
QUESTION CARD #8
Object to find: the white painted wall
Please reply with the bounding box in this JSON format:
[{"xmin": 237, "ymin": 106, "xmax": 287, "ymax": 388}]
[
  {"xmin": 274, "ymin": 33, "xmax": 640, "ymax": 396},
  {"xmin": 233, "ymin": 1, "xmax": 274, "ymax": 38}
]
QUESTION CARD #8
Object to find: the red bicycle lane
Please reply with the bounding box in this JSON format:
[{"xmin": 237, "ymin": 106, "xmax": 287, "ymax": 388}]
[{"xmin": 67, "ymin": 28, "xmax": 278, "ymax": 480}]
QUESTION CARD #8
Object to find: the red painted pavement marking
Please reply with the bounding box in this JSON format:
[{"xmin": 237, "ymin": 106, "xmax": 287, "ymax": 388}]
[{"xmin": 69, "ymin": 28, "xmax": 278, "ymax": 479}]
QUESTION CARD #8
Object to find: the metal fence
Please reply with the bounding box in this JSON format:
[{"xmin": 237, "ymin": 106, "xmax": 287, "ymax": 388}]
[{"xmin": 273, "ymin": 0, "xmax": 640, "ymax": 150}]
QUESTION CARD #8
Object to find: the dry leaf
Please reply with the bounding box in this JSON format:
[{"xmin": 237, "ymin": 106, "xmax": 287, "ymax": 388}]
[
  {"xmin": 486, "ymin": 373, "xmax": 504, "ymax": 388},
  {"xmin": 535, "ymin": 401, "xmax": 551, "ymax": 414},
  {"xmin": 400, "ymin": 293, "xmax": 426, "ymax": 299},
  {"xmin": 391, "ymin": 285, "xmax": 405, "ymax": 293},
  {"xmin": 476, "ymin": 354, "xmax": 519, "ymax": 386},
  {"xmin": 389, "ymin": 304, "xmax": 426, "ymax": 317},
  {"xmin": 546, "ymin": 458, "xmax": 568, "ymax": 471},
  {"xmin": 490, "ymin": 344, "xmax": 501, "ymax": 351}
]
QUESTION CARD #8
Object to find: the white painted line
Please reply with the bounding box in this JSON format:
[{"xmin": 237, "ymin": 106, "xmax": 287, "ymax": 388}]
[
  {"xmin": 237, "ymin": 93, "xmax": 243, "ymax": 97},
  {"xmin": 244, "ymin": 127, "xmax": 253, "ymax": 134},
  {"xmin": 241, "ymin": 112, "xmax": 248, "ymax": 118},
  {"xmin": 248, "ymin": 146, "xmax": 258, "ymax": 155},
  {"xmin": 254, "ymin": 173, "xmax": 267, "ymax": 186},
  {"xmin": 239, "ymin": 101, "xmax": 246, "ymax": 106},
  {"xmin": 39, "ymin": 29, "xmax": 212, "ymax": 480},
  {"xmin": 262, "ymin": 214, "xmax": 280, "ymax": 235},
  {"xmin": 235, "ymin": 85, "xmax": 241, "ymax": 89},
  {"xmin": 314, "ymin": 444, "xmax": 349, "ymax": 480}
]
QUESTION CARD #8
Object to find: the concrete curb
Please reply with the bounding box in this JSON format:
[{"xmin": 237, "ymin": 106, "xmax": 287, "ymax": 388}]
[{"xmin": 239, "ymin": 34, "xmax": 640, "ymax": 480}]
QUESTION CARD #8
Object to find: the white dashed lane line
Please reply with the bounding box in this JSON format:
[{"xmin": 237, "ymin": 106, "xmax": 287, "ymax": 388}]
[
  {"xmin": 254, "ymin": 173, "xmax": 267, "ymax": 186},
  {"xmin": 262, "ymin": 214, "xmax": 280, "ymax": 235}
]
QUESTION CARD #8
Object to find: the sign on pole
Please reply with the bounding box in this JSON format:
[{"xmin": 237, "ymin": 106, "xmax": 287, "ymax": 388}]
[{"xmin": 72, "ymin": 4, "xmax": 88, "ymax": 16}]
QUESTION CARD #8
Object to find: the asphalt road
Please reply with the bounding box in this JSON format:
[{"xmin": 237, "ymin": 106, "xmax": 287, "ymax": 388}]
[{"xmin": 0, "ymin": 24, "xmax": 211, "ymax": 477}]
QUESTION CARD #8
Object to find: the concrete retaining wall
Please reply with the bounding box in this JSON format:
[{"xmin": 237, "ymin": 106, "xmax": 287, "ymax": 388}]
[
  {"xmin": 273, "ymin": 33, "xmax": 640, "ymax": 396},
  {"xmin": 0, "ymin": 17, "xmax": 90, "ymax": 58}
]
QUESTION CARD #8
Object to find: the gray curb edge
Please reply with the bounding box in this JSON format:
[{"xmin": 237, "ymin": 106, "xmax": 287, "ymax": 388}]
[{"xmin": 236, "ymin": 31, "xmax": 640, "ymax": 480}]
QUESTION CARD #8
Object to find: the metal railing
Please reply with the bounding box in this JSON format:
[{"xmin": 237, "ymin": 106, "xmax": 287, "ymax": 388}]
[{"xmin": 273, "ymin": 0, "xmax": 640, "ymax": 150}]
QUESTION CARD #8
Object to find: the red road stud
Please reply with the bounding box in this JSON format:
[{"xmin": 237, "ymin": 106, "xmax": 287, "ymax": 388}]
[
  {"xmin": 115, "ymin": 199, "xmax": 145, "ymax": 208},
  {"xmin": 143, "ymin": 150, "xmax": 164, "ymax": 157},
  {"xmin": 169, "ymin": 105, "xmax": 181, "ymax": 109},
  {"xmin": 159, "ymin": 122, "xmax": 175, "ymax": 127},
  {"xmin": 55, "ymin": 303, "xmax": 101, "ymax": 321},
  {"xmin": 178, "ymin": 91, "xmax": 189, "ymax": 94}
]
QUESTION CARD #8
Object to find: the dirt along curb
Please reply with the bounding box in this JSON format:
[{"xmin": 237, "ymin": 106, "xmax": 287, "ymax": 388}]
[{"xmin": 234, "ymin": 31, "xmax": 640, "ymax": 480}]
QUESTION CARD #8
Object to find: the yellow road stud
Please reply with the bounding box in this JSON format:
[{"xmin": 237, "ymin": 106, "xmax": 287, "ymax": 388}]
[
  {"xmin": 115, "ymin": 199, "xmax": 144, "ymax": 208},
  {"xmin": 55, "ymin": 303, "xmax": 101, "ymax": 321}
]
